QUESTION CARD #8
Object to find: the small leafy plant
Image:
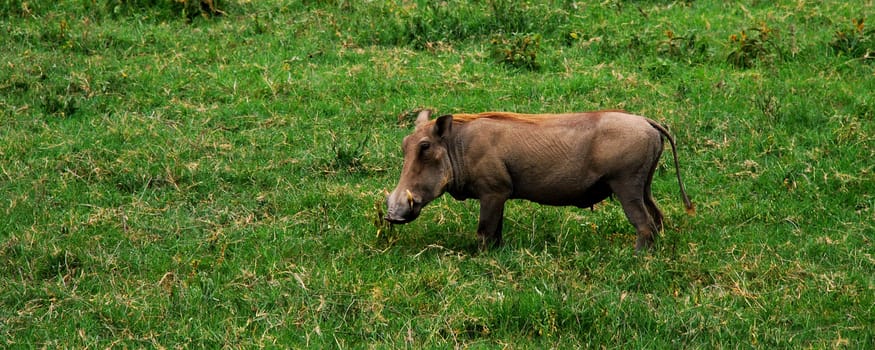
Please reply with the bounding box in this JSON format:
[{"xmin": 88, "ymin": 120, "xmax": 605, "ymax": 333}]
[
  {"xmin": 727, "ymin": 23, "xmax": 781, "ymax": 68},
  {"xmin": 328, "ymin": 129, "xmax": 372, "ymax": 173},
  {"xmin": 491, "ymin": 33, "xmax": 541, "ymax": 70},
  {"xmin": 830, "ymin": 18, "xmax": 874, "ymax": 60},
  {"xmin": 753, "ymin": 91, "xmax": 782, "ymax": 121},
  {"xmin": 106, "ymin": 0, "xmax": 224, "ymax": 20},
  {"xmin": 657, "ymin": 30, "xmax": 708, "ymax": 62}
]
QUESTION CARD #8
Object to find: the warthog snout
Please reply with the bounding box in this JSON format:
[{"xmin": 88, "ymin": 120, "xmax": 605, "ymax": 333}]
[{"xmin": 384, "ymin": 189, "xmax": 421, "ymax": 224}]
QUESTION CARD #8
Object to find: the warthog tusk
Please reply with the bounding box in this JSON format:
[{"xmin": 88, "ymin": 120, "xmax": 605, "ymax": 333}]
[{"xmin": 405, "ymin": 189, "xmax": 414, "ymax": 208}]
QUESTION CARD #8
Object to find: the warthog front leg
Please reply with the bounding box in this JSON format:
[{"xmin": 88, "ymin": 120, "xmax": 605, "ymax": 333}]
[{"xmin": 477, "ymin": 195, "xmax": 507, "ymax": 249}]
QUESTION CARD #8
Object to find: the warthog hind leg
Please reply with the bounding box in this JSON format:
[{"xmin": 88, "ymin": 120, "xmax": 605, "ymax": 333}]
[{"xmin": 611, "ymin": 179, "xmax": 658, "ymax": 252}]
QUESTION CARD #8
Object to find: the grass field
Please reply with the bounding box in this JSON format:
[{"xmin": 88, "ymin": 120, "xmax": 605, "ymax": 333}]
[{"xmin": 2, "ymin": 0, "xmax": 874, "ymax": 347}]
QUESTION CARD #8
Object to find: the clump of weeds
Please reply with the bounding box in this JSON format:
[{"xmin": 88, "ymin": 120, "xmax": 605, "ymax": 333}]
[
  {"xmin": 43, "ymin": 94, "xmax": 79, "ymax": 117},
  {"xmin": 327, "ymin": 129, "xmax": 372, "ymax": 173},
  {"xmin": 830, "ymin": 18, "xmax": 875, "ymax": 61},
  {"xmin": 727, "ymin": 22, "xmax": 782, "ymax": 68},
  {"xmin": 105, "ymin": 0, "xmax": 225, "ymax": 20},
  {"xmin": 491, "ymin": 32, "xmax": 541, "ymax": 70},
  {"xmin": 657, "ymin": 29, "xmax": 709, "ymax": 63},
  {"xmin": 753, "ymin": 91, "xmax": 782, "ymax": 121}
]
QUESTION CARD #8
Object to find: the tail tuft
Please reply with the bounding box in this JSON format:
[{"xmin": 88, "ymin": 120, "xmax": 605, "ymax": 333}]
[{"xmin": 685, "ymin": 202, "xmax": 696, "ymax": 216}]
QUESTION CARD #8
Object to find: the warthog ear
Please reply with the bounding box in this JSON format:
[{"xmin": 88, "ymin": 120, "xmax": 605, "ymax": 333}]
[
  {"xmin": 435, "ymin": 114, "xmax": 453, "ymax": 138},
  {"xmin": 415, "ymin": 109, "xmax": 432, "ymax": 126}
]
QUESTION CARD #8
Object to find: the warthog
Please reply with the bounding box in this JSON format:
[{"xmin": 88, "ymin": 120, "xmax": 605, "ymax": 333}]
[{"xmin": 385, "ymin": 109, "xmax": 694, "ymax": 251}]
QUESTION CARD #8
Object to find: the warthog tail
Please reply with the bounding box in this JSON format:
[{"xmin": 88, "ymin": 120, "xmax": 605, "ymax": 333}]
[{"xmin": 647, "ymin": 120, "xmax": 695, "ymax": 215}]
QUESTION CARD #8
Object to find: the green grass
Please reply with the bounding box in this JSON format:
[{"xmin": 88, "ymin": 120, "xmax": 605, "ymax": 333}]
[{"xmin": 2, "ymin": 0, "xmax": 874, "ymax": 347}]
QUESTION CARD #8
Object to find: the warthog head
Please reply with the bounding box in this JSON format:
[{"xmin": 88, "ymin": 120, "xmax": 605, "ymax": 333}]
[{"xmin": 385, "ymin": 110, "xmax": 454, "ymax": 224}]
